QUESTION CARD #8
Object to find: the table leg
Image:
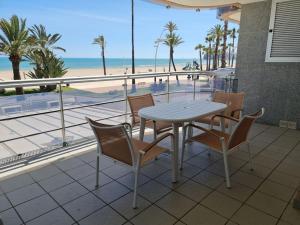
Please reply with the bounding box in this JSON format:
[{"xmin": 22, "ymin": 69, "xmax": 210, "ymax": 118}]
[
  {"xmin": 139, "ymin": 117, "xmax": 146, "ymax": 141},
  {"xmin": 172, "ymin": 122, "xmax": 179, "ymax": 183}
]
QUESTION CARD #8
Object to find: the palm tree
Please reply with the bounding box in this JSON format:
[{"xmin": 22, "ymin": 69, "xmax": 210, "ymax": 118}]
[
  {"xmin": 27, "ymin": 25, "xmax": 66, "ymax": 91},
  {"xmin": 0, "ymin": 15, "xmax": 32, "ymax": 94},
  {"xmin": 202, "ymin": 47, "xmax": 209, "ymax": 71},
  {"xmin": 131, "ymin": 0, "xmax": 135, "ymax": 86},
  {"xmin": 221, "ymin": 20, "xmax": 228, "ymax": 68},
  {"xmin": 230, "ymin": 28, "xmax": 237, "ymax": 67},
  {"xmin": 164, "ymin": 21, "xmax": 178, "ymax": 72},
  {"xmin": 93, "ymin": 35, "xmax": 107, "ymax": 75},
  {"xmin": 209, "ymin": 24, "xmax": 223, "ymax": 70},
  {"xmin": 195, "ymin": 44, "xmax": 204, "ymax": 71},
  {"xmin": 163, "ymin": 33, "xmax": 183, "ymax": 79},
  {"xmin": 29, "ymin": 24, "xmax": 65, "ymax": 52},
  {"xmin": 205, "ymin": 35, "xmax": 213, "ymax": 71}
]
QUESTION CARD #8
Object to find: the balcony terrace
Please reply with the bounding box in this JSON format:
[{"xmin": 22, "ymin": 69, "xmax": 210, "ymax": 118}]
[{"xmin": 0, "ymin": 72, "xmax": 299, "ymax": 225}]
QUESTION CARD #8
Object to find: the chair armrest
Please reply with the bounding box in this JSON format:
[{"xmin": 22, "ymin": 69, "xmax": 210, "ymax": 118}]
[
  {"xmin": 183, "ymin": 124, "xmax": 222, "ymax": 139},
  {"xmin": 121, "ymin": 123, "xmax": 132, "ymax": 137},
  {"xmin": 211, "ymin": 114, "xmax": 239, "ymax": 123},
  {"xmin": 139, "ymin": 132, "xmax": 174, "ymax": 154}
]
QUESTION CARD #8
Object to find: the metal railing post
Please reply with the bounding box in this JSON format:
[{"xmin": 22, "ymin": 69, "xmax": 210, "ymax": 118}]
[
  {"xmin": 167, "ymin": 74, "xmax": 170, "ymax": 103},
  {"xmin": 124, "ymin": 78, "xmax": 128, "ymax": 122},
  {"xmin": 58, "ymin": 83, "xmax": 67, "ymax": 147},
  {"xmin": 193, "ymin": 78, "xmax": 196, "ymax": 101}
]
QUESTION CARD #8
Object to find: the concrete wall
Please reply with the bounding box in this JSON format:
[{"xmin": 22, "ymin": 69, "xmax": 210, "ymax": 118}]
[{"xmin": 236, "ymin": 0, "xmax": 300, "ymax": 129}]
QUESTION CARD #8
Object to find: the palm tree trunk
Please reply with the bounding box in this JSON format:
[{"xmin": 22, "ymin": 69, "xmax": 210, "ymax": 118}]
[
  {"xmin": 208, "ymin": 42, "xmax": 211, "ymax": 70},
  {"xmin": 11, "ymin": 58, "xmax": 23, "ymax": 95},
  {"xmin": 221, "ymin": 20, "xmax": 228, "ymax": 68},
  {"xmin": 131, "ymin": 0, "xmax": 135, "ymax": 85},
  {"xmin": 228, "ymin": 46, "xmax": 231, "ymax": 67},
  {"xmin": 101, "ymin": 46, "xmax": 107, "ymax": 75},
  {"xmin": 199, "ymin": 50, "xmax": 203, "ymax": 71},
  {"xmin": 170, "ymin": 48, "xmax": 178, "ymax": 80},
  {"xmin": 168, "ymin": 46, "xmax": 172, "ymax": 72},
  {"xmin": 213, "ymin": 38, "xmax": 219, "ymax": 70},
  {"xmin": 206, "ymin": 51, "xmax": 209, "ymax": 71}
]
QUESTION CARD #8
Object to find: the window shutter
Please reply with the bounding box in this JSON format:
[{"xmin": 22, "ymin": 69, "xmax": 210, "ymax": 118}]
[{"xmin": 265, "ymin": 0, "xmax": 300, "ymax": 62}]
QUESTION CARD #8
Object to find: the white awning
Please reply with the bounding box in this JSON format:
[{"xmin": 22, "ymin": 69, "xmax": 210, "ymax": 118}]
[{"xmin": 148, "ymin": 0, "xmax": 265, "ymax": 9}]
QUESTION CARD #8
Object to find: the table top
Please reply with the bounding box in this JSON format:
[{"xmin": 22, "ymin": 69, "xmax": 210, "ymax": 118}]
[{"xmin": 138, "ymin": 100, "xmax": 227, "ymax": 123}]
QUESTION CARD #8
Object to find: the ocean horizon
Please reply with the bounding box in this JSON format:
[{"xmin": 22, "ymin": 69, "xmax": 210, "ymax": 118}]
[{"xmin": 0, "ymin": 57, "xmax": 200, "ymax": 71}]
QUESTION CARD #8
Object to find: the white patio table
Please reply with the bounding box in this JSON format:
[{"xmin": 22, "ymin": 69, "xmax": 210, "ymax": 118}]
[{"xmin": 138, "ymin": 100, "xmax": 227, "ymax": 182}]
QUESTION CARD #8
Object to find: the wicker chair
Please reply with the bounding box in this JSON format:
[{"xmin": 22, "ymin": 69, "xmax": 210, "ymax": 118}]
[
  {"xmin": 86, "ymin": 117, "xmax": 174, "ymax": 208},
  {"xmin": 197, "ymin": 91, "xmax": 245, "ymax": 129},
  {"xmin": 181, "ymin": 108, "xmax": 264, "ymax": 188},
  {"xmin": 128, "ymin": 93, "xmax": 172, "ymax": 140}
]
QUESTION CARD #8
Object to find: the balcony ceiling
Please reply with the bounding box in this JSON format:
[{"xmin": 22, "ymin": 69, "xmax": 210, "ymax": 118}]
[{"xmin": 149, "ymin": 0, "xmax": 266, "ymax": 8}]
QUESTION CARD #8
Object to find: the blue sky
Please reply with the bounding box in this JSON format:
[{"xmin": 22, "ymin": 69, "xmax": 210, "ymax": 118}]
[{"xmin": 0, "ymin": 0, "xmax": 239, "ymax": 58}]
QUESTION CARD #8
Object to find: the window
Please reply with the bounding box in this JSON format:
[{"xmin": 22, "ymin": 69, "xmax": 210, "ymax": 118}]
[{"xmin": 265, "ymin": 0, "xmax": 300, "ymax": 62}]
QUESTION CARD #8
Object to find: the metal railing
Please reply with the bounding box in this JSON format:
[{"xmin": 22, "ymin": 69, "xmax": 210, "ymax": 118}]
[{"xmin": 0, "ymin": 71, "xmax": 233, "ymax": 167}]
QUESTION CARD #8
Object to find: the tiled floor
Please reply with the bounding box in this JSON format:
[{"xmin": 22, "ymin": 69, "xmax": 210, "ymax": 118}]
[{"xmin": 0, "ymin": 123, "xmax": 300, "ymax": 225}]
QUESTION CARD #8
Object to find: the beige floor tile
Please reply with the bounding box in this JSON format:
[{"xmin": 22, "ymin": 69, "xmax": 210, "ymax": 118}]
[
  {"xmin": 231, "ymin": 171, "xmax": 263, "ymax": 189},
  {"xmin": 15, "ymin": 194, "xmax": 58, "ymax": 222},
  {"xmin": 131, "ymin": 205, "xmax": 176, "ymax": 225},
  {"xmin": 30, "ymin": 165, "xmax": 61, "ymax": 181},
  {"xmin": 63, "ymin": 193, "xmax": 105, "ymax": 221},
  {"xmin": 192, "ymin": 170, "xmax": 224, "ymax": 188},
  {"xmin": 201, "ymin": 191, "xmax": 242, "ymax": 218},
  {"xmin": 0, "ymin": 208, "xmax": 23, "ymax": 225},
  {"xmin": 241, "ymin": 162, "xmax": 273, "ymax": 178},
  {"xmin": 39, "ymin": 172, "xmax": 74, "ymax": 192},
  {"xmin": 174, "ymin": 221, "xmax": 186, "ymax": 225},
  {"xmin": 26, "ymin": 208, "xmax": 75, "ymax": 225},
  {"xmin": 268, "ymin": 171, "xmax": 300, "ymax": 189},
  {"xmin": 155, "ymin": 170, "xmax": 188, "ymax": 189},
  {"xmin": 0, "ymin": 195, "xmax": 12, "ymax": 212},
  {"xmin": 50, "ymin": 182, "xmax": 88, "ymax": 205},
  {"xmin": 232, "ymin": 205, "xmax": 277, "ymax": 225},
  {"xmin": 182, "ymin": 204, "xmax": 227, "ymax": 225},
  {"xmin": 246, "ymin": 191, "xmax": 287, "ymax": 218},
  {"xmin": 93, "ymin": 181, "xmax": 130, "ymax": 203},
  {"xmin": 6, "ymin": 183, "xmax": 46, "ymax": 206},
  {"xmin": 217, "ymin": 181, "xmax": 254, "ymax": 202},
  {"xmin": 281, "ymin": 203, "xmax": 300, "ymax": 225},
  {"xmin": 156, "ymin": 192, "xmax": 196, "ymax": 218},
  {"xmin": 259, "ymin": 180, "xmax": 295, "ymax": 202},
  {"xmin": 79, "ymin": 206, "xmax": 126, "ymax": 225},
  {"xmin": 110, "ymin": 193, "xmax": 151, "ymax": 219},
  {"xmin": 175, "ymin": 180, "xmax": 212, "ymax": 202},
  {"xmin": 138, "ymin": 180, "xmax": 170, "ymax": 202}
]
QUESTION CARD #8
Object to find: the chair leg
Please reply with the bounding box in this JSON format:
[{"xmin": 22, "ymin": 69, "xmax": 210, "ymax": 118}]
[
  {"xmin": 180, "ymin": 125, "xmax": 187, "ymax": 170},
  {"xmin": 222, "ymin": 151, "xmax": 231, "ymax": 188},
  {"xmin": 95, "ymin": 146, "xmax": 100, "ymax": 189},
  {"xmin": 153, "ymin": 122, "xmax": 158, "ymax": 160},
  {"xmin": 247, "ymin": 142, "xmax": 254, "ymax": 171},
  {"xmin": 132, "ymin": 164, "xmax": 140, "ymax": 209}
]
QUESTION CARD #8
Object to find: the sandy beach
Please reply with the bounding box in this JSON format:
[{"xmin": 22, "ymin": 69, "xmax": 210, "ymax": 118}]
[{"xmin": 0, "ymin": 65, "xmax": 190, "ymax": 92}]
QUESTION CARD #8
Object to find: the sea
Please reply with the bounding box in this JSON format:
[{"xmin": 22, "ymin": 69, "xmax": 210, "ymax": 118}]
[{"xmin": 0, "ymin": 57, "xmax": 198, "ymax": 71}]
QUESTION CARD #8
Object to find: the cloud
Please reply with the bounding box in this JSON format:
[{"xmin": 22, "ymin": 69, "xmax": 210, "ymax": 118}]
[{"xmin": 44, "ymin": 7, "xmax": 129, "ymax": 24}]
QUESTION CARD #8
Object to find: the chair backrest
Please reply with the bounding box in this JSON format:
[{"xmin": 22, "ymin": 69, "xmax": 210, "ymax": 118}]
[
  {"xmin": 127, "ymin": 93, "xmax": 155, "ymax": 126},
  {"xmin": 86, "ymin": 118, "xmax": 135, "ymax": 165},
  {"xmin": 228, "ymin": 108, "xmax": 265, "ymax": 149},
  {"xmin": 228, "ymin": 92, "xmax": 245, "ymax": 119},
  {"xmin": 212, "ymin": 91, "xmax": 245, "ymax": 119},
  {"xmin": 213, "ymin": 91, "xmax": 229, "ymax": 104}
]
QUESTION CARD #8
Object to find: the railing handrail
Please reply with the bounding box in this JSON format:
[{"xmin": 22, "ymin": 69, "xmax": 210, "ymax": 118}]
[{"xmin": 0, "ymin": 71, "xmax": 214, "ymax": 88}]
